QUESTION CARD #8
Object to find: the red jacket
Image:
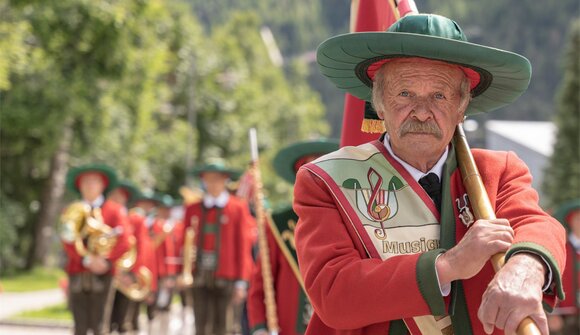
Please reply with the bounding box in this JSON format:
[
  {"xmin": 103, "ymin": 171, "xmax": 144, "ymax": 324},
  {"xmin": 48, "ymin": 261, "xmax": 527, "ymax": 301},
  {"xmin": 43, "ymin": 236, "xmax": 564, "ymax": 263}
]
[
  {"xmin": 556, "ymin": 237, "xmax": 579, "ymax": 314},
  {"xmin": 128, "ymin": 210, "xmax": 158, "ymax": 291},
  {"xmin": 151, "ymin": 218, "xmax": 178, "ymax": 278},
  {"xmin": 248, "ymin": 226, "xmax": 306, "ymax": 335},
  {"xmin": 183, "ymin": 196, "xmax": 255, "ymax": 282},
  {"xmin": 294, "ymin": 143, "xmax": 566, "ymax": 335},
  {"xmin": 62, "ymin": 200, "xmax": 130, "ymax": 275}
]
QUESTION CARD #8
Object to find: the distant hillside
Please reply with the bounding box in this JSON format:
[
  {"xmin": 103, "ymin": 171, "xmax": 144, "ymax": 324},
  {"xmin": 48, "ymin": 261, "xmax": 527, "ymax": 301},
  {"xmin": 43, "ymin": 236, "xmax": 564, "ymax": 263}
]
[{"xmin": 186, "ymin": 0, "xmax": 579, "ymax": 135}]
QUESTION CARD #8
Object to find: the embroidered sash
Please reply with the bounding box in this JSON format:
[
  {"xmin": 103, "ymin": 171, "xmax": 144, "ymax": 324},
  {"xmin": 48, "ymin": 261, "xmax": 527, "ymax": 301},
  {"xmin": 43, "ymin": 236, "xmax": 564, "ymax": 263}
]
[{"xmin": 304, "ymin": 141, "xmax": 459, "ymax": 335}]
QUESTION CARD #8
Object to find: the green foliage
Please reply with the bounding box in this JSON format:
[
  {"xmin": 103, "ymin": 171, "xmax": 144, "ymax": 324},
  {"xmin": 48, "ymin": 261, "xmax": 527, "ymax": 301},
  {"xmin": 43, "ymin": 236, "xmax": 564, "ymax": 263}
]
[
  {"xmin": 0, "ymin": 193, "xmax": 28, "ymax": 272},
  {"xmin": 191, "ymin": 11, "xmax": 328, "ymax": 202},
  {"xmin": 0, "ymin": 0, "xmax": 330, "ymax": 271},
  {"xmin": 543, "ymin": 20, "xmax": 580, "ymax": 208},
  {"xmin": 0, "ymin": 0, "xmax": 207, "ymax": 271},
  {"xmin": 187, "ymin": 0, "xmax": 346, "ymax": 56},
  {"xmin": 0, "ymin": 267, "xmax": 65, "ymax": 291}
]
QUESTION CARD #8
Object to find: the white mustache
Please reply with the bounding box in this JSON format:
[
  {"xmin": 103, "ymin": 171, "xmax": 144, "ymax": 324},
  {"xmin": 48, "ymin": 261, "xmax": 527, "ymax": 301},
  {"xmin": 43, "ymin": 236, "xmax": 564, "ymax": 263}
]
[{"xmin": 398, "ymin": 120, "xmax": 442, "ymax": 139}]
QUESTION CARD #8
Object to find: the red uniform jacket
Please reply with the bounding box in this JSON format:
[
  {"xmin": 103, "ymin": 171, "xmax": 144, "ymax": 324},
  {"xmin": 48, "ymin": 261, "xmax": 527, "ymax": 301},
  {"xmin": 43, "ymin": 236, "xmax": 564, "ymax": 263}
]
[
  {"xmin": 151, "ymin": 218, "xmax": 178, "ymax": 278},
  {"xmin": 170, "ymin": 220, "xmax": 185, "ymax": 275},
  {"xmin": 294, "ymin": 144, "xmax": 566, "ymax": 335},
  {"xmin": 62, "ymin": 200, "xmax": 130, "ymax": 275},
  {"xmin": 128, "ymin": 210, "xmax": 158, "ymax": 291},
  {"xmin": 248, "ymin": 226, "xmax": 306, "ymax": 335},
  {"xmin": 556, "ymin": 237, "xmax": 579, "ymax": 314},
  {"xmin": 183, "ymin": 196, "xmax": 255, "ymax": 283}
]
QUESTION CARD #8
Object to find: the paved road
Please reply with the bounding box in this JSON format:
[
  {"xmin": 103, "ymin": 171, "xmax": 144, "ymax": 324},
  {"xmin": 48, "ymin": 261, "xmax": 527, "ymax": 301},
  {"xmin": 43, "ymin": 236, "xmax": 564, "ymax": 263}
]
[
  {"xmin": 0, "ymin": 323, "xmax": 70, "ymax": 335},
  {"xmin": 0, "ymin": 303, "xmax": 194, "ymax": 335},
  {"xmin": 0, "ymin": 289, "xmax": 65, "ymax": 320}
]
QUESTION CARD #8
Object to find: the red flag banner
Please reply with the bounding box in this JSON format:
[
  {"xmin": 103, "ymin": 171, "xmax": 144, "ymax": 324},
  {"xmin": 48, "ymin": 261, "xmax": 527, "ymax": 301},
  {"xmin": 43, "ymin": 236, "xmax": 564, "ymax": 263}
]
[{"xmin": 340, "ymin": 0, "xmax": 418, "ymax": 147}]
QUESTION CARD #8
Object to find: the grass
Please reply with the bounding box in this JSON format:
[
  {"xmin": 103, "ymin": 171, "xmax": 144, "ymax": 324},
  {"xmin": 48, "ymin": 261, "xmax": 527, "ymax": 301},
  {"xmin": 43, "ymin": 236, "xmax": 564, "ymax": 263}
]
[
  {"xmin": 13, "ymin": 302, "xmax": 72, "ymax": 321},
  {"xmin": 0, "ymin": 267, "xmax": 66, "ymax": 292}
]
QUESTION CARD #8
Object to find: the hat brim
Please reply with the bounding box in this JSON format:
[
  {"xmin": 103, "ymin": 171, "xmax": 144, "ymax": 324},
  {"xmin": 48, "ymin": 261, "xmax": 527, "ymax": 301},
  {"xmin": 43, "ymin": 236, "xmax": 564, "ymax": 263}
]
[
  {"xmin": 66, "ymin": 164, "xmax": 118, "ymax": 195},
  {"xmin": 273, "ymin": 139, "xmax": 339, "ymax": 184},
  {"xmin": 115, "ymin": 181, "xmax": 141, "ymax": 204},
  {"xmin": 317, "ymin": 31, "xmax": 531, "ymax": 115},
  {"xmin": 191, "ymin": 166, "xmax": 242, "ymax": 181},
  {"xmin": 552, "ymin": 199, "xmax": 580, "ymax": 227}
]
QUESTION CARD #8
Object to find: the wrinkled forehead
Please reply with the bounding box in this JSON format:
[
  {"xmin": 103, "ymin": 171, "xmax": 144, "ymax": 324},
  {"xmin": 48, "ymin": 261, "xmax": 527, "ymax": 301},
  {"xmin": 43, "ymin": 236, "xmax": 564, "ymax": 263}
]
[{"xmin": 376, "ymin": 57, "xmax": 469, "ymax": 87}]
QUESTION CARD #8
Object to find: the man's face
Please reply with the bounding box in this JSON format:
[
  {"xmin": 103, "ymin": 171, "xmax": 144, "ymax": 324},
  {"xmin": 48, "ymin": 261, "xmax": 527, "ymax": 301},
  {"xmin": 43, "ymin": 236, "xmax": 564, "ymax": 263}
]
[
  {"xmin": 134, "ymin": 200, "xmax": 156, "ymax": 213},
  {"xmin": 108, "ymin": 188, "xmax": 128, "ymax": 206},
  {"xmin": 376, "ymin": 58, "xmax": 467, "ymax": 163},
  {"xmin": 201, "ymin": 172, "xmax": 229, "ymax": 197},
  {"xmin": 78, "ymin": 172, "xmax": 106, "ymax": 201},
  {"xmin": 157, "ymin": 207, "xmax": 171, "ymax": 219}
]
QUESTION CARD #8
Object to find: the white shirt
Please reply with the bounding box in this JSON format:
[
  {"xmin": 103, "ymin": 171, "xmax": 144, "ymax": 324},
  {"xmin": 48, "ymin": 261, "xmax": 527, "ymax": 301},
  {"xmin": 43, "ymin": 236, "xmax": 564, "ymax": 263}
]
[
  {"xmin": 383, "ymin": 134, "xmax": 448, "ymax": 188},
  {"xmin": 203, "ymin": 191, "xmax": 230, "ymax": 209},
  {"xmin": 83, "ymin": 195, "xmax": 105, "ymax": 208}
]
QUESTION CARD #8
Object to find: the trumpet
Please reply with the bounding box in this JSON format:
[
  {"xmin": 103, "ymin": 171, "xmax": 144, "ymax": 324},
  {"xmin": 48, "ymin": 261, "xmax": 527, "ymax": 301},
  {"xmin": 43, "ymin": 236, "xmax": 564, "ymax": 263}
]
[{"xmin": 177, "ymin": 217, "xmax": 198, "ymax": 288}]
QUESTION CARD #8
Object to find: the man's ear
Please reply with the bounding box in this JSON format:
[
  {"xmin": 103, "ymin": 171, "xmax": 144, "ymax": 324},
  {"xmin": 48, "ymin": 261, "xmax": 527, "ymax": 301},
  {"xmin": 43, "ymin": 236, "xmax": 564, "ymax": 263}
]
[{"xmin": 376, "ymin": 109, "xmax": 385, "ymax": 120}]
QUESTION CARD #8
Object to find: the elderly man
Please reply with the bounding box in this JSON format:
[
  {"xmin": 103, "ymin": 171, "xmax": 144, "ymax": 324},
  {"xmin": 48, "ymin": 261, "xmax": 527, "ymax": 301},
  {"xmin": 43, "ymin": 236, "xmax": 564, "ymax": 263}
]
[{"xmin": 293, "ymin": 14, "xmax": 566, "ymax": 335}]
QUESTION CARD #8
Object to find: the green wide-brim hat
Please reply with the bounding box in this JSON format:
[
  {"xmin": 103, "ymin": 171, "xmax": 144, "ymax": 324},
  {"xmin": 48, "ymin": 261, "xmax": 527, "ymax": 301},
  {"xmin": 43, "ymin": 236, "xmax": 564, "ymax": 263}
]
[
  {"xmin": 114, "ymin": 180, "xmax": 142, "ymax": 204},
  {"xmin": 191, "ymin": 163, "xmax": 242, "ymax": 181},
  {"xmin": 273, "ymin": 139, "xmax": 339, "ymax": 184},
  {"xmin": 553, "ymin": 199, "xmax": 580, "ymax": 228},
  {"xmin": 317, "ymin": 14, "xmax": 531, "ymax": 119},
  {"xmin": 66, "ymin": 164, "xmax": 118, "ymax": 195},
  {"xmin": 133, "ymin": 191, "xmax": 173, "ymax": 208}
]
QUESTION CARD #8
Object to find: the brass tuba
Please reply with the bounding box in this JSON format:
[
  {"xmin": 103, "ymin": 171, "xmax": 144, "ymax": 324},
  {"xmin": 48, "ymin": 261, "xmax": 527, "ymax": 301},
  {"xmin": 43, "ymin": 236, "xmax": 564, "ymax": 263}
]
[
  {"xmin": 114, "ymin": 235, "xmax": 153, "ymax": 301},
  {"xmin": 59, "ymin": 202, "xmax": 117, "ymax": 257},
  {"xmin": 60, "ymin": 201, "xmax": 151, "ymax": 300}
]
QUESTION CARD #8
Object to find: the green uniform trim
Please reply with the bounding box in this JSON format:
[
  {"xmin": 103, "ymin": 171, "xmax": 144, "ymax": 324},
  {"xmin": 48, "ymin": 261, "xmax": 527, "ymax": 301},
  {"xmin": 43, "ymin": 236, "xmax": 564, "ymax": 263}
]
[
  {"xmin": 203, "ymin": 224, "xmax": 219, "ymax": 234},
  {"xmin": 250, "ymin": 324, "xmax": 267, "ymax": 334},
  {"xmin": 505, "ymin": 242, "xmax": 565, "ymax": 300},
  {"xmin": 449, "ymin": 281, "xmax": 473, "ymax": 335},
  {"xmin": 388, "ymin": 319, "xmax": 410, "ymax": 334},
  {"xmin": 416, "ymin": 248, "xmax": 447, "ymax": 316}
]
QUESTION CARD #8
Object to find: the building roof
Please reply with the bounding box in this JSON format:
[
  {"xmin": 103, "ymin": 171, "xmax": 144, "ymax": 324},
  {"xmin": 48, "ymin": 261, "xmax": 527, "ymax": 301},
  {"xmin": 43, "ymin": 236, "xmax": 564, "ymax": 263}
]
[{"xmin": 485, "ymin": 120, "xmax": 556, "ymax": 157}]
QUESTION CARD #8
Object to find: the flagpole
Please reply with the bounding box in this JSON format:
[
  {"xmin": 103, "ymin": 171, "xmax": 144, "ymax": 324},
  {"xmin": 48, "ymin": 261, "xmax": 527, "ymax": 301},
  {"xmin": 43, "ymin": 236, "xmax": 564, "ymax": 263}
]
[{"xmin": 249, "ymin": 128, "xmax": 279, "ymax": 335}]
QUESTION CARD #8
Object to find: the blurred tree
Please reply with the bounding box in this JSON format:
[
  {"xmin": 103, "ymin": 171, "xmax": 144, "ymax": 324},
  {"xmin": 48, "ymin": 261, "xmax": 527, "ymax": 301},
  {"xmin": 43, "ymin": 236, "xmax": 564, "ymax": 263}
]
[
  {"xmin": 192, "ymin": 11, "xmax": 328, "ymax": 202},
  {"xmin": 0, "ymin": 1, "xmax": 328, "ymax": 271},
  {"xmin": 542, "ymin": 20, "xmax": 580, "ymax": 208},
  {"xmin": 0, "ymin": 0, "xmax": 203, "ymax": 268}
]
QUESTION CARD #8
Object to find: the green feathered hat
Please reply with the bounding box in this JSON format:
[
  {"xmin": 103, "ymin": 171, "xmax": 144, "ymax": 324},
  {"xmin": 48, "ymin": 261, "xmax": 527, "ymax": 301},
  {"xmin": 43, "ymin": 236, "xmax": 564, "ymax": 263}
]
[
  {"xmin": 273, "ymin": 139, "xmax": 339, "ymax": 184},
  {"xmin": 66, "ymin": 164, "xmax": 118, "ymax": 195},
  {"xmin": 316, "ymin": 14, "xmax": 531, "ymax": 132}
]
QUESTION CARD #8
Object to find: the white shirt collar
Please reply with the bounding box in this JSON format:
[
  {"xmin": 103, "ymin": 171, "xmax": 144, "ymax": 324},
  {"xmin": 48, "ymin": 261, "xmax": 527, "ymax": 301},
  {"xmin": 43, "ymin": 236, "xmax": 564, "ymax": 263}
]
[
  {"xmin": 383, "ymin": 134, "xmax": 448, "ymax": 182},
  {"xmin": 203, "ymin": 191, "xmax": 230, "ymax": 209},
  {"xmin": 83, "ymin": 195, "xmax": 105, "ymax": 208}
]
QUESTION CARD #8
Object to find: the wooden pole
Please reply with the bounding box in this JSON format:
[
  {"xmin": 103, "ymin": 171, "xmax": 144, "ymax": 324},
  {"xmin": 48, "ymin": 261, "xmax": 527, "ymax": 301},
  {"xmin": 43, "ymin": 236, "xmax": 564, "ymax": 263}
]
[
  {"xmin": 249, "ymin": 128, "xmax": 279, "ymax": 335},
  {"xmin": 454, "ymin": 124, "xmax": 541, "ymax": 335}
]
